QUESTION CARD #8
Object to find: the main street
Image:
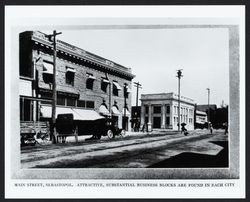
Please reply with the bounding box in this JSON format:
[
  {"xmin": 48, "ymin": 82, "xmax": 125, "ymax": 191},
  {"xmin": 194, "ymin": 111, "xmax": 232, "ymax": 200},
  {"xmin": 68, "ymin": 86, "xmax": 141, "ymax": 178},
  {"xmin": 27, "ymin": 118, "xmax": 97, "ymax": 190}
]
[{"xmin": 21, "ymin": 130, "xmax": 228, "ymax": 168}]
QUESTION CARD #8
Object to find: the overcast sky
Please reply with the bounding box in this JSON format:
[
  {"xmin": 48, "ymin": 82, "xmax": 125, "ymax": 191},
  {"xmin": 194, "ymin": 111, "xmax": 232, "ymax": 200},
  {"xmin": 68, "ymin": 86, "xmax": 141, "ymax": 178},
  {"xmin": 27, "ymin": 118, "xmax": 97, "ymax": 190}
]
[{"xmin": 52, "ymin": 26, "xmax": 229, "ymax": 107}]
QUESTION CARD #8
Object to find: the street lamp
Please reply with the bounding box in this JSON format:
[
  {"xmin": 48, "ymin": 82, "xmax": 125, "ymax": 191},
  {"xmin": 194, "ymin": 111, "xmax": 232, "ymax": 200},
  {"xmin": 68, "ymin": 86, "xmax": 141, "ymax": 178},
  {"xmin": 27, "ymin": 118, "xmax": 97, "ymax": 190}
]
[
  {"xmin": 206, "ymin": 88, "xmax": 210, "ymax": 129},
  {"xmin": 176, "ymin": 69, "xmax": 183, "ymax": 132}
]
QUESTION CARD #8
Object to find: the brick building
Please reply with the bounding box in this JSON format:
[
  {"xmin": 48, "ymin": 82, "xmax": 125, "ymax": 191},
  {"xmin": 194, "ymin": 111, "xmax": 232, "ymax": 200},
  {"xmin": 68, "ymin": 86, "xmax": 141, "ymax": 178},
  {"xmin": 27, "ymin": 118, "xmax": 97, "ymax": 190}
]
[
  {"xmin": 19, "ymin": 31, "xmax": 135, "ymax": 132},
  {"xmin": 140, "ymin": 93, "xmax": 195, "ymax": 131}
]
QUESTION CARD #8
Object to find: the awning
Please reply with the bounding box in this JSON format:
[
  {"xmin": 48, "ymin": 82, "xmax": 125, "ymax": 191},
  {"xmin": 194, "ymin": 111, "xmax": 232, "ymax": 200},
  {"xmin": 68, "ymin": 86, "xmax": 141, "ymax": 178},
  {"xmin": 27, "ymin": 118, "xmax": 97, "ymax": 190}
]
[
  {"xmin": 72, "ymin": 108, "xmax": 104, "ymax": 120},
  {"xmin": 87, "ymin": 74, "xmax": 96, "ymax": 80},
  {"xmin": 102, "ymin": 78, "xmax": 110, "ymax": 83},
  {"xmin": 43, "ymin": 62, "xmax": 54, "ymax": 74},
  {"xmin": 66, "ymin": 67, "xmax": 76, "ymax": 73},
  {"xmin": 111, "ymin": 106, "xmax": 121, "ymax": 116},
  {"xmin": 40, "ymin": 106, "xmax": 104, "ymax": 121},
  {"xmin": 122, "ymin": 108, "xmax": 131, "ymax": 116},
  {"xmin": 99, "ymin": 105, "xmax": 111, "ymax": 116},
  {"xmin": 113, "ymin": 81, "xmax": 122, "ymax": 90}
]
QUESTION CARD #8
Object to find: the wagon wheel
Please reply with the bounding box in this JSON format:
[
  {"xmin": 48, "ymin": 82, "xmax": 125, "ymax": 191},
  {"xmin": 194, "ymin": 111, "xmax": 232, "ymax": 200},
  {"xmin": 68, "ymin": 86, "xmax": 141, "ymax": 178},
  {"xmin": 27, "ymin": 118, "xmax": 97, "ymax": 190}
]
[{"xmin": 107, "ymin": 129, "xmax": 114, "ymax": 139}]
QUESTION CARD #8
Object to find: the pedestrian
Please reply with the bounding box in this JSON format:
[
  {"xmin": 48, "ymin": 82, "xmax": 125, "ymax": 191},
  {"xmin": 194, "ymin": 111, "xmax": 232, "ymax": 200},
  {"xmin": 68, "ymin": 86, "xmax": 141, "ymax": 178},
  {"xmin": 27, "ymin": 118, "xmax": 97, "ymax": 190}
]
[
  {"xmin": 141, "ymin": 123, "xmax": 145, "ymax": 132},
  {"xmin": 209, "ymin": 123, "xmax": 213, "ymax": 134},
  {"xmin": 181, "ymin": 123, "xmax": 188, "ymax": 136}
]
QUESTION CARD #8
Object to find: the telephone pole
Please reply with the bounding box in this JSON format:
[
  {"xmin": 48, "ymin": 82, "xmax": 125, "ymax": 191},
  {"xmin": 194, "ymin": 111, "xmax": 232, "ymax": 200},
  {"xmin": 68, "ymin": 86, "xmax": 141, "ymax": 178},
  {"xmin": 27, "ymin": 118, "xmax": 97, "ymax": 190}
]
[
  {"xmin": 206, "ymin": 88, "xmax": 210, "ymax": 129},
  {"xmin": 123, "ymin": 83, "xmax": 128, "ymax": 130},
  {"xmin": 46, "ymin": 30, "xmax": 62, "ymax": 143},
  {"xmin": 133, "ymin": 81, "xmax": 142, "ymax": 106},
  {"xmin": 176, "ymin": 69, "xmax": 183, "ymax": 132}
]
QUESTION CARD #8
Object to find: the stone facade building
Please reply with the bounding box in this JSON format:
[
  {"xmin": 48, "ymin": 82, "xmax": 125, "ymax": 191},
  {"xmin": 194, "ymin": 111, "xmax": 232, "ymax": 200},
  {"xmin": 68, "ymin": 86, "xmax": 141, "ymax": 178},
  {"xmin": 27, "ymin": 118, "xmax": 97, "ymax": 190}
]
[
  {"xmin": 19, "ymin": 31, "xmax": 135, "ymax": 131},
  {"xmin": 140, "ymin": 93, "xmax": 195, "ymax": 131}
]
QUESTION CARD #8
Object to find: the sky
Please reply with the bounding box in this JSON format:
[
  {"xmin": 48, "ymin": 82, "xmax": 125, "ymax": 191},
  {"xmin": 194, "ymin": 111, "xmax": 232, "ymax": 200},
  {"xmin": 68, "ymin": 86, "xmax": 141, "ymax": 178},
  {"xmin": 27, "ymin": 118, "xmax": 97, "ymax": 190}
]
[{"xmin": 53, "ymin": 26, "xmax": 229, "ymax": 107}]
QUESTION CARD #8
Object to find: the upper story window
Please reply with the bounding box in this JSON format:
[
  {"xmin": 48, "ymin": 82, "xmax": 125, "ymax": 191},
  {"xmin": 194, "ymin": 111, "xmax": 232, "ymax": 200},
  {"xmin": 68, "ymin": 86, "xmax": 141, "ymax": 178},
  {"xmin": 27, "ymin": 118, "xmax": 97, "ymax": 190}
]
[
  {"xmin": 42, "ymin": 61, "xmax": 54, "ymax": 83},
  {"xmin": 65, "ymin": 67, "xmax": 75, "ymax": 86},
  {"xmin": 153, "ymin": 106, "xmax": 161, "ymax": 114},
  {"xmin": 166, "ymin": 105, "xmax": 170, "ymax": 114},
  {"xmin": 86, "ymin": 73, "xmax": 96, "ymax": 90},
  {"xmin": 101, "ymin": 77, "xmax": 110, "ymax": 93},
  {"xmin": 19, "ymin": 34, "xmax": 32, "ymax": 78},
  {"xmin": 113, "ymin": 81, "xmax": 122, "ymax": 96}
]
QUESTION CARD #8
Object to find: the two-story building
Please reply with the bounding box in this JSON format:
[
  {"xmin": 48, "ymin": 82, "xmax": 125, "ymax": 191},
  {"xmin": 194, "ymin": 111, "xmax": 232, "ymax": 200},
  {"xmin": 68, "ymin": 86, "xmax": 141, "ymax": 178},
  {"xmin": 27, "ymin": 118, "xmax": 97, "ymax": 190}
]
[
  {"xmin": 19, "ymin": 31, "xmax": 135, "ymax": 132},
  {"xmin": 140, "ymin": 93, "xmax": 195, "ymax": 131}
]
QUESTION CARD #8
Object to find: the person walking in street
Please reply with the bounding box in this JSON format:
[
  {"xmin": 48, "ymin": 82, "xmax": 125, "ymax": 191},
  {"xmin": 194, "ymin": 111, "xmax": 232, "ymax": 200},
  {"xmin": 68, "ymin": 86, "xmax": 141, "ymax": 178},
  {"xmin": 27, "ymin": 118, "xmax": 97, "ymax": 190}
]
[
  {"xmin": 181, "ymin": 123, "xmax": 188, "ymax": 136},
  {"xmin": 209, "ymin": 122, "xmax": 213, "ymax": 134}
]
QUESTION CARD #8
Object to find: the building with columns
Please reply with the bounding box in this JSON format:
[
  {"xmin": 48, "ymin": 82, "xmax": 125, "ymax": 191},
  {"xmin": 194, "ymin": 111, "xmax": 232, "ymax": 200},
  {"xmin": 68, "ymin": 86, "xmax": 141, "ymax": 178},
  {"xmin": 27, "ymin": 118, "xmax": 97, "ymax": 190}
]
[
  {"xmin": 140, "ymin": 93, "xmax": 195, "ymax": 131},
  {"xmin": 19, "ymin": 31, "xmax": 135, "ymax": 132}
]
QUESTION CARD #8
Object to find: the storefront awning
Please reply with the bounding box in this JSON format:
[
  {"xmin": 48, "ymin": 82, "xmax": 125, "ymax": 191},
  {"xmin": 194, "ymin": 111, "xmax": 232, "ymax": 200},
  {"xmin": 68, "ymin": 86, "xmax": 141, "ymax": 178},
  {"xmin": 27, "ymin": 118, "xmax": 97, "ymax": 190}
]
[
  {"xmin": 43, "ymin": 62, "xmax": 54, "ymax": 74},
  {"xmin": 99, "ymin": 105, "xmax": 111, "ymax": 116},
  {"xmin": 40, "ymin": 106, "xmax": 104, "ymax": 121},
  {"xmin": 113, "ymin": 81, "xmax": 122, "ymax": 90},
  {"xmin": 122, "ymin": 108, "xmax": 131, "ymax": 116},
  {"xmin": 111, "ymin": 106, "xmax": 121, "ymax": 116}
]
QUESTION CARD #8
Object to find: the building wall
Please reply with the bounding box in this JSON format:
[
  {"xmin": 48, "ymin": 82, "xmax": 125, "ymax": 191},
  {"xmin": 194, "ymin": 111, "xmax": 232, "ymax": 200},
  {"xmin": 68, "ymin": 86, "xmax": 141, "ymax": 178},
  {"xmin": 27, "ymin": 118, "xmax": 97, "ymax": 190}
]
[
  {"xmin": 20, "ymin": 31, "xmax": 134, "ymax": 131},
  {"xmin": 140, "ymin": 93, "xmax": 195, "ymax": 131}
]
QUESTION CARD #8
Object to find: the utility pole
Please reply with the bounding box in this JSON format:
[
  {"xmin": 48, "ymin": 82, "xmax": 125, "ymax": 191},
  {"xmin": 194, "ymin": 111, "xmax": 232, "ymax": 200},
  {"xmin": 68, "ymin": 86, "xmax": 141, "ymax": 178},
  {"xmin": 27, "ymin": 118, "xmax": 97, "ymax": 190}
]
[
  {"xmin": 46, "ymin": 30, "xmax": 62, "ymax": 143},
  {"xmin": 206, "ymin": 88, "xmax": 210, "ymax": 129},
  {"xmin": 176, "ymin": 69, "xmax": 183, "ymax": 132},
  {"xmin": 133, "ymin": 81, "xmax": 142, "ymax": 107}
]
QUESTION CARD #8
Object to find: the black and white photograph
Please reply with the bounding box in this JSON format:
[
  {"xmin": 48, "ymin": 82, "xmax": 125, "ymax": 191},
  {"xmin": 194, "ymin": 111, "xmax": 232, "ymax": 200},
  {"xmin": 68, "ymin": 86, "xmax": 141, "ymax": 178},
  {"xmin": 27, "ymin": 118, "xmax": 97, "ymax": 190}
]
[{"xmin": 4, "ymin": 5, "xmax": 245, "ymax": 199}]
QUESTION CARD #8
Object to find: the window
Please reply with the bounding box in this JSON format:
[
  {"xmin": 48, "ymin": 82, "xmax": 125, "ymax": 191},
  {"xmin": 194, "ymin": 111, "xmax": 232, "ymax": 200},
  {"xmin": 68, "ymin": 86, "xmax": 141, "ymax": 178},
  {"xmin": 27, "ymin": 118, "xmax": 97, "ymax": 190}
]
[
  {"xmin": 57, "ymin": 97, "xmax": 65, "ymax": 106},
  {"xmin": 166, "ymin": 105, "xmax": 170, "ymax": 114},
  {"xmin": 86, "ymin": 79, "xmax": 94, "ymax": 90},
  {"xmin": 19, "ymin": 34, "xmax": 32, "ymax": 78},
  {"xmin": 65, "ymin": 67, "xmax": 75, "ymax": 86},
  {"xmin": 145, "ymin": 106, "xmax": 149, "ymax": 114},
  {"xmin": 153, "ymin": 106, "xmax": 161, "ymax": 114},
  {"xmin": 86, "ymin": 73, "xmax": 96, "ymax": 90},
  {"xmin": 20, "ymin": 98, "xmax": 33, "ymax": 121},
  {"xmin": 67, "ymin": 98, "xmax": 76, "ymax": 107},
  {"xmin": 101, "ymin": 78, "xmax": 109, "ymax": 93},
  {"xmin": 86, "ymin": 101, "xmax": 95, "ymax": 109},
  {"xmin": 77, "ymin": 100, "xmax": 85, "ymax": 108},
  {"xmin": 42, "ymin": 61, "xmax": 54, "ymax": 83},
  {"xmin": 40, "ymin": 92, "xmax": 52, "ymax": 104},
  {"xmin": 113, "ymin": 81, "xmax": 121, "ymax": 96}
]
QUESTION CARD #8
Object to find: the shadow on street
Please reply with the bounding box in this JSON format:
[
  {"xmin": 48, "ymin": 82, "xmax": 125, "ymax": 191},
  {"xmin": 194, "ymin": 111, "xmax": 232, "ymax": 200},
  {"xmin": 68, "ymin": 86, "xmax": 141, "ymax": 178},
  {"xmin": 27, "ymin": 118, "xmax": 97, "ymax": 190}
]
[{"xmin": 148, "ymin": 141, "xmax": 228, "ymax": 168}]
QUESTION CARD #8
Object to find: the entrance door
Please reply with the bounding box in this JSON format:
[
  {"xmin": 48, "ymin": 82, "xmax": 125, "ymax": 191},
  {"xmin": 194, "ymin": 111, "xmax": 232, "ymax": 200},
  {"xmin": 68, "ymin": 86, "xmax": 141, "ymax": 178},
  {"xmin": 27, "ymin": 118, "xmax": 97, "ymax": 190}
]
[{"xmin": 153, "ymin": 117, "xmax": 161, "ymax": 128}]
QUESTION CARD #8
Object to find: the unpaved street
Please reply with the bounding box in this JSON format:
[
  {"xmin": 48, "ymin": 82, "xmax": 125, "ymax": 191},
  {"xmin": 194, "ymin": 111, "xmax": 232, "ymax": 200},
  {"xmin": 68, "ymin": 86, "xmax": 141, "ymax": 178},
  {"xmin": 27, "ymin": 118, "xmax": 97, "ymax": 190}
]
[{"xmin": 21, "ymin": 130, "xmax": 228, "ymax": 168}]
